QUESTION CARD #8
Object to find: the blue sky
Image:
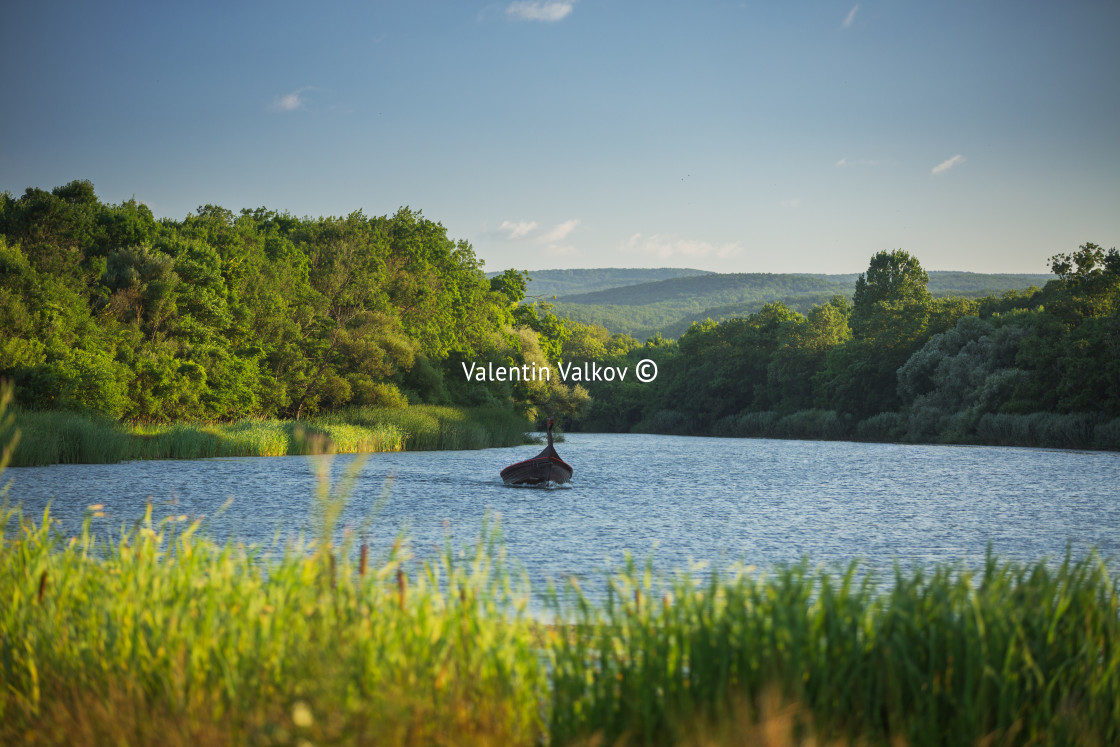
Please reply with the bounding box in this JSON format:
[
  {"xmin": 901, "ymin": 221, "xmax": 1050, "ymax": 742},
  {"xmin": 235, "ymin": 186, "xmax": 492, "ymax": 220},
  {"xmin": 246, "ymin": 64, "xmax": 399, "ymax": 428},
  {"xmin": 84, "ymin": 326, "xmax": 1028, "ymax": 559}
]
[{"xmin": 2, "ymin": 1, "xmax": 1117, "ymax": 274}]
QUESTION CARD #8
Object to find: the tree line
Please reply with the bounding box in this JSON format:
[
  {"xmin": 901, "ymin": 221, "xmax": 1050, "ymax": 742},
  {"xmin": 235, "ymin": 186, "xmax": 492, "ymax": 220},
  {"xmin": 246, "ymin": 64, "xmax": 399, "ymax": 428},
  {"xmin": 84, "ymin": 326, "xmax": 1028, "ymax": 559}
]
[
  {"xmin": 3, "ymin": 180, "xmax": 1116, "ymax": 450},
  {"xmin": 566, "ymin": 245, "xmax": 1120, "ymax": 450},
  {"xmin": 0, "ymin": 180, "xmax": 584, "ymax": 423}
]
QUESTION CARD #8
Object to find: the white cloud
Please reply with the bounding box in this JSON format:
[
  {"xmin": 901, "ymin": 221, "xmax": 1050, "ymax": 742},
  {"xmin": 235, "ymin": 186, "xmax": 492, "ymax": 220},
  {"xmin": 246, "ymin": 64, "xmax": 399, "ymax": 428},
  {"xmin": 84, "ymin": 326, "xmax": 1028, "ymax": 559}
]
[
  {"xmin": 622, "ymin": 233, "xmax": 742, "ymax": 260},
  {"xmin": 499, "ymin": 220, "xmax": 539, "ymax": 239},
  {"xmin": 932, "ymin": 154, "xmax": 967, "ymax": 175},
  {"xmin": 496, "ymin": 218, "xmax": 579, "ymax": 243},
  {"xmin": 270, "ymin": 87, "xmax": 313, "ymax": 112},
  {"xmin": 835, "ymin": 157, "xmax": 880, "ymax": 167},
  {"xmin": 506, "ymin": 1, "xmax": 574, "ymax": 22},
  {"xmin": 841, "ymin": 4, "xmax": 860, "ymax": 28},
  {"xmin": 540, "ymin": 218, "xmax": 579, "ymax": 242},
  {"xmin": 779, "ymin": 198, "xmax": 801, "ymax": 209}
]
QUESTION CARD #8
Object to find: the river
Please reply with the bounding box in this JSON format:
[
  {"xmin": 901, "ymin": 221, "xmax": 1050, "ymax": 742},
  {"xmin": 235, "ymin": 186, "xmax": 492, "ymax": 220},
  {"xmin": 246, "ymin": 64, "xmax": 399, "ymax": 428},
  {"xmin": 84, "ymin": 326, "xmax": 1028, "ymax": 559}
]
[{"xmin": 5, "ymin": 434, "xmax": 1119, "ymax": 595}]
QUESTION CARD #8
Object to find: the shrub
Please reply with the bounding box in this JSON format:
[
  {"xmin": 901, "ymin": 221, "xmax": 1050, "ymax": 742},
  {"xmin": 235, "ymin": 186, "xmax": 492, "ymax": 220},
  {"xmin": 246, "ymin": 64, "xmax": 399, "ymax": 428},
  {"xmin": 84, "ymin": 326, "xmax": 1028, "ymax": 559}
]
[{"xmin": 855, "ymin": 411, "xmax": 905, "ymax": 441}]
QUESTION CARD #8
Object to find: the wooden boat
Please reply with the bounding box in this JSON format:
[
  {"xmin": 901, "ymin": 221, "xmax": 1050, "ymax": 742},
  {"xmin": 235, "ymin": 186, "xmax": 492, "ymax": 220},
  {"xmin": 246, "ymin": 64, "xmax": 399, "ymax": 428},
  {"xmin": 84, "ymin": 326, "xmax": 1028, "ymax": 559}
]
[{"xmin": 500, "ymin": 418, "xmax": 572, "ymax": 486}]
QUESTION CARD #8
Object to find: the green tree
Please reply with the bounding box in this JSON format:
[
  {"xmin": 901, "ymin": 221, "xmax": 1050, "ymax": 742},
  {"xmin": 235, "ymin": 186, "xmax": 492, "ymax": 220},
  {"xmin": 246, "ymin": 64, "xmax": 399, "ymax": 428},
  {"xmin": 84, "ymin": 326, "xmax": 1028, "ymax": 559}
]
[
  {"xmin": 100, "ymin": 245, "xmax": 180, "ymax": 342},
  {"xmin": 1047, "ymin": 242, "xmax": 1120, "ymax": 322},
  {"xmin": 490, "ymin": 268, "xmax": 530, "ymax": 305},
  {"xmin": 766, "ymin": 296, "xmax": 851, "ymax": 412},
  {"xmin": 851, "ymin": 249, "xmax": 932, "ymax": 340},
  {"xmin": 818, "ymin": 251, "xmax": 934, "ymax": 419}
]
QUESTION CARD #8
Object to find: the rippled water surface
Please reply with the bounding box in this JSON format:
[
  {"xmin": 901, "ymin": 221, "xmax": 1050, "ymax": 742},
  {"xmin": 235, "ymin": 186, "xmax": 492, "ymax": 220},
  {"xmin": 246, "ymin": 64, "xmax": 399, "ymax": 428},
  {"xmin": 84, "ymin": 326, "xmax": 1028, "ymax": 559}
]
[{"xmin": 7, "ymin": 434, "xmax": 1120, "ymax": 592}]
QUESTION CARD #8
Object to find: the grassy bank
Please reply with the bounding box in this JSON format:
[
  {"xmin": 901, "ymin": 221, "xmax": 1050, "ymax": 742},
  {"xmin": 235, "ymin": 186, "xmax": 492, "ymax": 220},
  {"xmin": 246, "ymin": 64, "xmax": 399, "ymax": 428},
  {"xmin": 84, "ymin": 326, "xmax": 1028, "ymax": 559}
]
[
  {"xmin": 675, "ymin": 408, "xmax": 1120, "ymax": 451},
  {"xmin": 5, "ymin": 405, "xmax": 533, "ymax": 467},
  {"xmin": 3, "ymin": 504, "xmax": 1119, "ymax": 745}
]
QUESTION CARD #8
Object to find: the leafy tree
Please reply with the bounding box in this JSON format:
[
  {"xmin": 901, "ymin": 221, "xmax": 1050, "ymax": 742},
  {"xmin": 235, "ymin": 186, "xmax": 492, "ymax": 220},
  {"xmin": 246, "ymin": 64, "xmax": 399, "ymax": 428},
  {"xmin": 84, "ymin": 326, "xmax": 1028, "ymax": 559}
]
[
  {"xmin": 816, "ymin": 251, "xmax": 935, "ymax": 418},
  {"xmin": 100, "ymin": 245, "xmax": 180, "ymax": 342},
  {"xmin": 512, "ymin": 301, "xmax": 570, "ymax": 363},
  {"xmin": 896, "ymin": 314, "xmax": 1033, "ymax": 440},
  {"xmin": 1055, "ymin": 310, "xmax": 1120, "ymax": 416},
  {"xmin": 490, "ymin": 268, "xmax": 530, "ymax": 305},
  {"xmin": 851, "ymin": 249, "xmax": 932, "ymax": 340},
  {"xmin": 766, "ymin": 296, "xmax": 851, "ymax": 412},
  {"xmin": 0, "ymin": 183, "xmax": 103, "ymax": 281},
  {"xmin": 1047, "ymin": 242, "xmax": 1120, "ymax": 322}
]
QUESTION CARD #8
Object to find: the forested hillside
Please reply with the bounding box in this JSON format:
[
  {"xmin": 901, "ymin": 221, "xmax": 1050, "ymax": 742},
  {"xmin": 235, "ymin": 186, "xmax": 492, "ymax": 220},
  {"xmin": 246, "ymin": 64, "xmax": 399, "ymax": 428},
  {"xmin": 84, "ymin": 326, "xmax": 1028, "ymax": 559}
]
[
  {"xmin": 557, "ymin": 273, "xmax": 848, "ymax": 307},
  {"xmin": 506, "ymin": 267, "xmax": 711, "ymax": 299},
  {"xmin": 565, "ymin": 246, "xmax": 1119, "ymax": 450},
  {"xmin": 547, "ymin": 271, "xmax": 1053, "ymax": 341},
  {"xmin": 0, "ymin": 180, "xmax": 585, "ymax": 424}
]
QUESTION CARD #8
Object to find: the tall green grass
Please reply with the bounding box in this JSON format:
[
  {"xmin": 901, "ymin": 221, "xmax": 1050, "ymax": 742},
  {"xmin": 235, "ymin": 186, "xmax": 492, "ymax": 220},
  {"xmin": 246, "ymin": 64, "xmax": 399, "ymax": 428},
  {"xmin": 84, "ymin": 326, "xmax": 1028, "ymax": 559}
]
[
  {"xmin": 7, "ymin": 405, "xmax": 533, "ymax": 467},
  {"xmin": 546, "ymin": 553, "xmax": 1120, "ymax": 746},
  {"xmin": 0, "ymin": 469, "xmax": 546, "ymax": 745},
  {"xmin": 317, "ymin": 405, "xmax": 533, "ymax": 452},
  {"xmin": 5, "ymin": 511, "xmax": 1120, "ymax": 745}
]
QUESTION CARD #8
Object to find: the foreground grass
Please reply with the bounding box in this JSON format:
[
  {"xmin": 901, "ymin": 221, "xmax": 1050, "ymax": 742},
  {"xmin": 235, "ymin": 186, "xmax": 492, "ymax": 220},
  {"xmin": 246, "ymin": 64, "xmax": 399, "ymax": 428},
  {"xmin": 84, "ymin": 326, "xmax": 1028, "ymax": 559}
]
[
  {"xmin": 547, "ymin": 553, "xmax": 1120, "ymax": 746},
  {"xmin": 3, "ymin": 502, "xmax": 1120, "ymax": 746},
  {"xmin": 6, "ymin": 405, "xmax": 533, "ymax": 467},
  {"xmin": 0, "ymin": 492, "xmax": 546, "ymax": 745}
]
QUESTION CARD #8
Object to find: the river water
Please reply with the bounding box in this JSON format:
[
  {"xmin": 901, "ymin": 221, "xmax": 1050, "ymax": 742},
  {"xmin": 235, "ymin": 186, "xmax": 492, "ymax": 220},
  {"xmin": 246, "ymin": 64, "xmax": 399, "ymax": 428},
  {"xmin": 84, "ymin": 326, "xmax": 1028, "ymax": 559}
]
[{"xmin": 5, "ymin": 434, "xmax": 1119, "ymax": 595}]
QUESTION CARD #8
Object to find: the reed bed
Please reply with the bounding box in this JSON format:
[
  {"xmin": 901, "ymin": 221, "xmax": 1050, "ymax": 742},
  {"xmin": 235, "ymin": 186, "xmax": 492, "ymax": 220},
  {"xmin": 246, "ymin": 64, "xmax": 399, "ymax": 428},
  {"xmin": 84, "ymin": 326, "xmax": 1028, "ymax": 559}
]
[
  {"xmin": 3, "ymin": 509, "xmax": 1120, "ymax": 745},
  {"xmin": 546, "ymin": 553, "xmax": 1120, "ymax": 746},
  {"xmin": 319, "ymin": 405, "xmax": 534, "ymax": 451},
  {"xmin": 0, "ymin": 488, "xmax": 546, "ymax": 745},
  {"xmin": 6, "ymin": 405, "xmax": 532, "ymax": 466}
]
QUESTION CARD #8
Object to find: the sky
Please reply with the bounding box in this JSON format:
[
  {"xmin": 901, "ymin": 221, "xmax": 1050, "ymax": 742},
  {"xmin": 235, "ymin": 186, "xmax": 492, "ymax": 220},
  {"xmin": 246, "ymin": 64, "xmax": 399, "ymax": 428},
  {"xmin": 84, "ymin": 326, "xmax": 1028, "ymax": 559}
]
[{"xmin": 2, "ymin": 0, "xmax": 1118, "ymax": 275}]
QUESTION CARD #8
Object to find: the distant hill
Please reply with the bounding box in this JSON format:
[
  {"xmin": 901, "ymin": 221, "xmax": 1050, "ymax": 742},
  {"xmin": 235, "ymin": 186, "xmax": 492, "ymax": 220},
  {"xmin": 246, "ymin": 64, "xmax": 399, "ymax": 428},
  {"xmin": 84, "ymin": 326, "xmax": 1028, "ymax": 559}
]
[
  {"xmin": 925, "ymin": 272, "xmax": 1054, "ymax": 296},
  {"xmin": 486, "ymin": 267, "xmax": 712, "ymax": 299},
  {"xmin": 539, "ymin": 270, "xmax": 1053, "ymax": 340},
  {"xmin": 556, "ymin": 273, "xmax": 849, "ymax": 307}
]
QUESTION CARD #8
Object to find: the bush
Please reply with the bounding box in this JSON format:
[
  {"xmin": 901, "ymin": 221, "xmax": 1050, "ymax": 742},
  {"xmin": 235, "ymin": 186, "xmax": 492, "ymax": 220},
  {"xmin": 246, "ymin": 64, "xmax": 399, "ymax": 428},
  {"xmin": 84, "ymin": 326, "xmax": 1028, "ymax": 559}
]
[
  {"xmin": 855, "ymin": 411, "xmax": 905, "ymax": 441},
  {"xmin": 976, "ymin": 412, "xmax": 1100, "ymax": 449},
  {"xmin": 1095, "ymin": 417, "xmax": 1120, "ymax": 450},
  {"xmin": 773, "ymin": 409, "xmax": 847, "ymax": 440},
  {"xmin": 711, "ymin": 411, "xmax": 778, "ymax": 438},
  {"xmin": 634, "ymin": 409, "xmax": 697, "ymax": 435}
]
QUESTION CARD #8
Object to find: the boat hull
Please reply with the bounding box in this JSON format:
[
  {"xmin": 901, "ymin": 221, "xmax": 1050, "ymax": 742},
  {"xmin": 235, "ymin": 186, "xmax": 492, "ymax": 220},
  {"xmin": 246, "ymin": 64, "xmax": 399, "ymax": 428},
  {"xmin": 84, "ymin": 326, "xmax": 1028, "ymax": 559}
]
[
  {"xmin": 500, "ymin": 454, "xmax": 573, "ymax": 486},
  {"xmin": 501, "ymin": 419, "xmax": 572, "ymax": 486}
]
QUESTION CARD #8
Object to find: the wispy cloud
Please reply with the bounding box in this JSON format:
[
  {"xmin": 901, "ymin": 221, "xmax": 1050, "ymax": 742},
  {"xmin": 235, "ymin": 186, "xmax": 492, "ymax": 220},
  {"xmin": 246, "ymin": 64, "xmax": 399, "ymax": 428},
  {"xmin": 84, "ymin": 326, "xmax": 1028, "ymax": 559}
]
[
  {"xmin": 497, "ymin": 218, "xmax": 579, "ymax": 243},
  {"xmin": 506, "ymin": 1, "xmax": 574, "ymax": 22},
  {"xmin": 498, "ymin": 220, "xmax": 539, "ymax": 239},
  {"xmin": 835, "ymin": 157, "xmax": 880, "ymax": 167},
  {"xmin": 540, "ymin": 218, "xmax": 579, "ymax": 242},
  {"xmin": 270, "ymin": 87, "xmax": 313, "ymax": 112},
  {"xmin": 622, "ymin": 233, "xmax": 742, "ymax": 260},
  {"xmin": 841, "ymin": 4, "xmax": 860, "ymax": 28},
  {"xmin": 779, "ymin": 198, "xmax": 801, "ymax": 209},
  {"xmin": 932, "ymin": 154, "xmax": 966, "ymax": 175}
]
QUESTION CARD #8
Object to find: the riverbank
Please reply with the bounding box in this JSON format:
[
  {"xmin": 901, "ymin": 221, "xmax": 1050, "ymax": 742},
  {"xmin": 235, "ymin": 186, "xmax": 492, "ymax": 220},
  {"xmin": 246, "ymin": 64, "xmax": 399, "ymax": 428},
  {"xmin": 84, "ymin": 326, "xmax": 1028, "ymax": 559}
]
[
  {"xmin": 618, "ymin": 407, "xmax": 1120, "ymax": 452},
  {"xmin": 5, "ymin": 405, "xmax": 533, "ymax": 467}
]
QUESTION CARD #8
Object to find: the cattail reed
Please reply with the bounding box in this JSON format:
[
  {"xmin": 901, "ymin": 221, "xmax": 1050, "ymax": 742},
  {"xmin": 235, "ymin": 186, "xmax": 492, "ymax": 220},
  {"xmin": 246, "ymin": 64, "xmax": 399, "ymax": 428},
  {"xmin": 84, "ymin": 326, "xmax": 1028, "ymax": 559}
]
[{"xmin": 7, "ymin": 405, "xmax": 532, "ymax": 467}]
